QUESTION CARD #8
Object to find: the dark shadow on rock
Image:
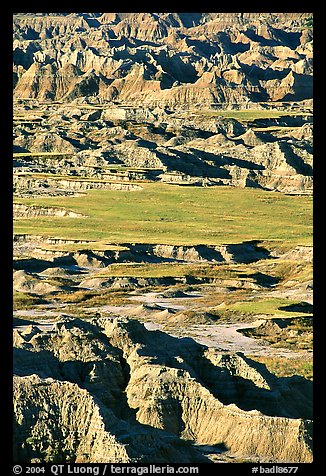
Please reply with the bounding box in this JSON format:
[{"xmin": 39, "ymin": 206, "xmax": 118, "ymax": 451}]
[
  {"xmin": 195, "ymin": 442, "xmax": 229, "ymax": 454},
  {"xmin": 13, "ymin": 317, "xmax": 36, "ymax": 327},
  {"xmin": 188, "ymin": 147, "xmax": 265, "ymax": 171},
  {"xmin": 278, "ymin": 142, "xmax": 313, "ymax": 176},
  {"xmin": 234, "ymin": 130, "xmax": 278, "ymax": 145},
  {"xmin": 255, "ymin": 131, "xmax": 280, "ymax": 143},
  {"xmin": 177, "ymin": 13, "xmax": 203, "ymax": 28},
  {"xmin": 117, "ymin": 319, "xmax": 312, "ymax": 420},
  {"xmin": 250, "ymin": 115, "xmax": 312, "ymax": 129},
  {"xmin": 196, "ymin": 350, "xmax": 313, "ymax": 420},
  {"xmin": 135, "ymin": 139, "xmax": 158, "ymax": 150},
  {"xmin": 193, "ymin": 245, "xmax": 225, "ymax": 262},
  {"xmin": 13, "ymin": 330, "xmax": 210, "ymax": 463},
  {"xmin": 153, "ymin": 50, "xmax": 199, "ymax": 84},
  {"xmin": 273, "ymin": 28, "xmax": 302, "ymax": 49},
  {"xmin": 244, "ymin": 28, "xmax": 282, "ymax": 47},
  {"xmin": 225, "ymin": 240, "xmax": 272, "ymax": 263},
  {"xmin": 14, "ymin": 255, "xmax": 78, "ymax": 273},
  {"xmin": 13, "ymin": 331, "xmax": 136, "ymax": 423},
  {"xmin": 155, "ymin": 149, "xmax": 231, "ymax": 179},
  {"xmin": 250, "ymin": 272, "xmax": 280, "ymax": 287},
  {"xmin": 186, "ymin": 38, "xmax": 222, "ymax": 58},
  {"xmin": 158, "ymin": 396, "xmax": 186, "ymax": 435},
  {"xmin": 229, "ymin": 40, "xmax": 250, "ymax": 54},
  {"xmin": 14, "ymin": 258, "xmax": 56, "ymax": 272},
  {"xmin": 14, "ymin": 317, "xmax": 313, "ymax": 434},
  {"xmin": 279, "ymin": 302, "xmax": 313, "ymax": 314},
  {"xmin": 13, "ymin": 145, "xmax": 31, "ymax": 153}
]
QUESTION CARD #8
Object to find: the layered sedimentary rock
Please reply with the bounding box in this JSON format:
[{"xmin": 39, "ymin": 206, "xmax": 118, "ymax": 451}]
[
  {"xmin": 14, "ymin": 317, "xmax": 312, "ymax": 463},
  {"xmin": 13, "ymin": 110, "xmax": 313, "ymax": 196},
  {"xmin": 13, "ymin": 12, "xmax": 313, "ymax": 196},
  {"xmin": 12, "ymin": 13, "xmax": 314, "ymax": 466},
  {"xmin": 13, "ymin": 13, "xmax": 313, "ymax": 106}
]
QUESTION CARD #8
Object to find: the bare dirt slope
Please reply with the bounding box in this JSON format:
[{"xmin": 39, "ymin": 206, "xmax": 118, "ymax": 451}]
[{"xmin": 14, "ymin": 317, "xmax": 312, "ymax": 463}]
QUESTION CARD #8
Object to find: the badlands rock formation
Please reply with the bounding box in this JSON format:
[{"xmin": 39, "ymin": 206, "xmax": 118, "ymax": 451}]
[
  {"xmin": 13, "ymin": 13, "xmax": 313, "ymax": 105},
  {"xmin": 14, "ymin": 317, "xmax": 312, "ymax": 463},
  {"xmin": 13, "ymin": 12, "xmax": 313, "ymax": 195},
  {"xmin": 13, "ymin": 12, "xmax": 313, "ymax": 465}
]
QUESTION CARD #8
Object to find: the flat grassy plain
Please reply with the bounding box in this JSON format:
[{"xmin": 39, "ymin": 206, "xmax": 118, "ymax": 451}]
[
  {"xmin": 14, "ymin": 183, "xmax": 312, "ymax": 246},
  {"xmin": 218, "ymin": 297, "xmax": 312, "ymax": 318},
  {"xmin": 91, "ymin": 262, "xmax": 252, "ymax": 279}
]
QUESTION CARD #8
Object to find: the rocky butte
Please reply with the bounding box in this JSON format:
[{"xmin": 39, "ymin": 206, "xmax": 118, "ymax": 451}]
[{"xmin": 13, "ymin": 12, "xmax": 313, "ymax": 464}]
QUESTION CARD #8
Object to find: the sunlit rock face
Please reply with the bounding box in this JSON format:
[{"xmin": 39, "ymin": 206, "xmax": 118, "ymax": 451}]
[
  {"xmin": 13, "ymin": 13, "xmax": 313, "ymax": 105},
  {"xmin": 14, "ymin": 317, "xmax": 312, "ymax": 463}
]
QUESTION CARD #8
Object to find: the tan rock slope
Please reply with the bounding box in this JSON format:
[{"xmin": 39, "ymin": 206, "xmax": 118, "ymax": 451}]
[
  {"xmin": 13, "ymin": 13, "xmax": 313, "ymax": 106},
  {"xmin": 13, "ymin": 15, "xmax": 313, "ymax": 463},
  {"xmin": 14, "ymin": 317, "xmax": 312, "ymax": 463},
  {"xmin": 13, "ymin": 13, "xmax": 313, "ymax": 196}
]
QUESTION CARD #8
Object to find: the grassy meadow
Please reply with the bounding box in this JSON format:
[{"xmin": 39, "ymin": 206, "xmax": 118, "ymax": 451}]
[{"xmin": 14, "ymin": 183, "xmax": 312, "ymax": 247}]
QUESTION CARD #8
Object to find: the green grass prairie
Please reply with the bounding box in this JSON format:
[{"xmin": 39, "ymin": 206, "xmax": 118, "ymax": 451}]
[
  {"xmin": 218, "ymin": 297, "xmax": 312, "ymax": 318},
  {"xmin": 14, "ymin": 183, "xmax": 312, "ymax": 247}
]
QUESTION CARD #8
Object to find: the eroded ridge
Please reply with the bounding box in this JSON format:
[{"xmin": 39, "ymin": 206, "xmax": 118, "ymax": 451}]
[
  {"xmin": 13, "ymin": 12, "xmax": 313, "ymax": 465},
  {"xmin": 13, "ymin": 13, "xmax": 313, "ymax": 196},
  {"xmin": 14, "ymin": 317, "xmax": 312, "ymax": 463}
]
